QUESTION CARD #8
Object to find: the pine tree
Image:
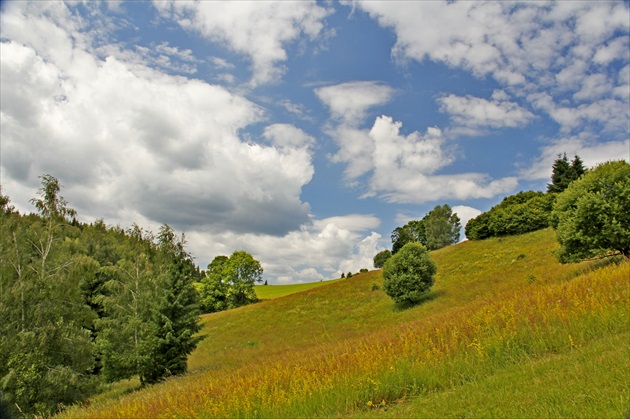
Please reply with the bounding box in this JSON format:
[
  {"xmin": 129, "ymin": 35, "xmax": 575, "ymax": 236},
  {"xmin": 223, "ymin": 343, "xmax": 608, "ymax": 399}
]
[{"xmin": 140, "ymin": 226, "xmax": 201, "ymax": 384}]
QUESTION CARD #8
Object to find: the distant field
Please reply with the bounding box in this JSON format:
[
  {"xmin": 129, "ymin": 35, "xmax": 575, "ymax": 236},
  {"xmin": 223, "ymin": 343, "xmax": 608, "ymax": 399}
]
[
  {"xmin": 255, "ymin": 277, "xmax": 346, "ymax": 299},
  {"xmin": 61, "ymin": 229, "xmax": 630, "ymax": 419}
]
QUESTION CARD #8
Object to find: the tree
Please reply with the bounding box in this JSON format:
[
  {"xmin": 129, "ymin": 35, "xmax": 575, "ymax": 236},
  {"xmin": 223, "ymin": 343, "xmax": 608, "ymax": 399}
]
[
  {"xmin": 1, "ymin": 177, "xmax": 96, "ymax": 415},
  {"xmin": 199, "ymin": 256, "xmax": 230, "ymax": 313},
  {"xmin": 225, "ymin": 251, "xmax": 263, "ymax": 308},
  {"xmin": 382, "ymin": 242, "xmax": 437, "ymax": 304},
  {"xmin": 552, "ymin": 160, "xmax": 630, "ymax": 262},
  {"xmin": 199, "ymin": 251, "xmax": 263, "ymax": 312},
  {"xmin": 548, "ymin": 153, "xmax": 586, "ymax": 193},
  {"xmin": 391, "ymin": 220, "xmax": 426, "ymax": 254},
  {"xmin": 466, "ymin": 191, "xmax": 555, "ymax": 240},
  {"xmin": 139, "ymin": 226, "xmax": 202, "ymax": 384},
  {"xmin": 424, "ymin": 204, "xmax": 461, "ymax": 250},
  {"xmin": 30, "ymin": 174, "xmax": 77, "ymax": 222},
  {"xmin": 373, "ymin": 249, "xmax": 392, "ymax": 268}
]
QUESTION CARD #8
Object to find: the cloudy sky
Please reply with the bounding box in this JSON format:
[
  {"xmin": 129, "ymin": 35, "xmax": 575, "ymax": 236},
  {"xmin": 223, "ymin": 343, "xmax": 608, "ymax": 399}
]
[{"xmin": 1, "ymin": 1, "xmax": 628, "ymax": 283}]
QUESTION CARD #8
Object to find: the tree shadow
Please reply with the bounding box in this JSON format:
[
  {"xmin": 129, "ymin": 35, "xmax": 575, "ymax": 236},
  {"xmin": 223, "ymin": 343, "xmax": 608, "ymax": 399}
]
[{"xmin": 392, "ymin": 289, "xmax": 445, "ymax": 312}]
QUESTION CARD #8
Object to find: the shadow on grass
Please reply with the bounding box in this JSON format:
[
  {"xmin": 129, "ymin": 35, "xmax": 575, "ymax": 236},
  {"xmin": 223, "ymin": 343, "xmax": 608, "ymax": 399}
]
[{"xmin": 392, "ymin": 290, "xmax": 445, "ymax": 312}]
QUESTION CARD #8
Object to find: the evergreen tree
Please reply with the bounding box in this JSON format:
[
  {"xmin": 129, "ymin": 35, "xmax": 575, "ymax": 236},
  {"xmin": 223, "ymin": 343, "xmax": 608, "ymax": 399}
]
[
  {"xmin": 141, "ymin": 226, "xmax": 202, "ymax": 384},
  {"xmin": 548, "ymin": 153, "xmax": 585, "ymax": 193}
]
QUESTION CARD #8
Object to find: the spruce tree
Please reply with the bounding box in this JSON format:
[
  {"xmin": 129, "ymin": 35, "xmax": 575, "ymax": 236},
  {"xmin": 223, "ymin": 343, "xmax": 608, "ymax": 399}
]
[
  {"xmin": 140, "ymin": 226, "xmax": 201, "ymax": 384},
  {"xmin": 548, "ymin": 153, "xmax": 572, "ymax": 193}
]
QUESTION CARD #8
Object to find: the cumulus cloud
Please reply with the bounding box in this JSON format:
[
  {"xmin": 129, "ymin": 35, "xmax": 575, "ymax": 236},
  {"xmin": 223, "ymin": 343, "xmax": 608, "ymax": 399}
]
[
  {"xmin": 366, "ymin": 116, "xmax": 517, "ymax": 203},
  {"xmin": 352, "ymin": 1, "xmax": 629, "ymax": 140},
  {"xmin": 185, "ymin": 214, "xmax": 383, "ymax": 282},
  {"xmin": 0, "ymin": 2, "xmax": 315, "ymax": 238},
  {"xmin": 153, "ymin": 0, "xmax": 332, "ymax": 86},
  {"xmin": 438, "ymin": 90, "xmax": 535, "ymax": 134},
  {"xmin": 452, "ymin": 205, "xmax": 482, "ymax": 240},
  {"xmin": 314, "ymin": 80, "xmax": 518, "ymax": 203},
  {"xmin": 262, "ymin": 124, "xmax": 316, "ymax": 151},
  {"xmin": 315, "ymin": 81, "xmax": 396, "ymax": 125}
]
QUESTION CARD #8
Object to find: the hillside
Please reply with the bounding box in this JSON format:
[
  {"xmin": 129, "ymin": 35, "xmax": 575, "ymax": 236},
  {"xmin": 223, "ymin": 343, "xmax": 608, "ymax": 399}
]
[
  {"xmin": 254, "ymin": 277, "xmax": 344, "ymax": 300},
  {"xmin": 61, "ymin": 229, "xmax": 629, "ymax": 418}
]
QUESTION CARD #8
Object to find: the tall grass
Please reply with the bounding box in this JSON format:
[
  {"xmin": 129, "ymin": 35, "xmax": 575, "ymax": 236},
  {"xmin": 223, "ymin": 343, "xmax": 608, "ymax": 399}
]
[{"xmin": 60, "ymin": 230, "xmax": 629, "ymax": 418}]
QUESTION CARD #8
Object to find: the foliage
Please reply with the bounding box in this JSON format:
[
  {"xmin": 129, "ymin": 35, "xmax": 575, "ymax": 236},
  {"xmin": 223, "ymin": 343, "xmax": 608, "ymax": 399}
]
[
  {"xmin": 466, "ymin": 191, "xmax": 556, "ymax": 240},
  {"xmin": 392, "ymin": 205, "xmax": 460, "ymax": 254},
  {"xmin": 391, "ymin": 219, "xmax": 425, "ymax": 254},
  {"xmin": 0, "ymin": 176, "xmax": 202, "ymax": 415},
  {"xmin": 548, "ymin": 153, "xmax": 586, "ymax": 193},
  {"xmin": 382, "ymin": 242, "xmax": 437, "ymax": 304},
  {"xmin": 199, "ymin": 251, "xmax": 263, "ymax": 313},
  {"xmin": 552, "ymin": 160, "xmax": 630, "ymax": 262},
  {"xmin": 424, "ymin": 204, "xmax": 461, "ymax": 250},
  {"xmin": 373, "ymin": 249, "xmax": 392, "ymax": 268},
  {"xmin": 140, "ymin": 226, "xmax": 202, "ymax": 384}
]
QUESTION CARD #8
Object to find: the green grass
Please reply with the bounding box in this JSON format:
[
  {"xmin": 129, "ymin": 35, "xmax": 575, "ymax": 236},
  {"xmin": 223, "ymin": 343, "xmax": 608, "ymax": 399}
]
[
  {"xmin": 355, "ymin": 332, "xmax": 630, "ymax": 418},
  {"xmin": 60, "ymin": 229, "xmax": 630, "ymax": 418},
  {"xmin": 254, "ymin": 277, "xmax": 345, "ymax": 299}
]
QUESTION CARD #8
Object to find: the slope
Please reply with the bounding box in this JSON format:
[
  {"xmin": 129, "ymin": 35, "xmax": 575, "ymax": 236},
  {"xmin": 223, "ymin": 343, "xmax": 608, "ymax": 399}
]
[
  {"xmin": 254, "ymin": 277, "xmax": 344, "ymax": 300},
  {"xmin": 61, "ymin": 229, "xmax": 629, "ymax": 418}
]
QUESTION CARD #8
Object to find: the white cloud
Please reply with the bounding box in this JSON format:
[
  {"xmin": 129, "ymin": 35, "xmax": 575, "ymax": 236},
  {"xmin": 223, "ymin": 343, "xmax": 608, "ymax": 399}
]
[
  {"xmin": 314, "ymin": 79, "xmax": 520, "ymax": 203},
  {"xmin": 452, "ymin": 205, "xmax": 482, "ymax": 241},
  {"xmin": 315, "ymin": 81, "xmax": 396, "ymax": 125},
  {"xmin": 153, "ymin": 1, "xmax": 332, "ymax": 86},
  {"xmin": 262, "ymin": 124, "xmax": 316, "ymax": 150},
  {"xmin": 0, "ymin": 2, "xmax": 315, "ymax": 239},
  {"xmin": 351, "ymin": 1, "xmax": 630, "ymax": 138},
  {"xmin": 366, "ymin": 116, "xmax": 517, "ymax": 203},
  {"xmin": 186, "ymin": 214, "xmax": 383, "ymax": 282},
  {"xmin": 438, "ymin": 90, "xmax": 535, "ymax": 133}
]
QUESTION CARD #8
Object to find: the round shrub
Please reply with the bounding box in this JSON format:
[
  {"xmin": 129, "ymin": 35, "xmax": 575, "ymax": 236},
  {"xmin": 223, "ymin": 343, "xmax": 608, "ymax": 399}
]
[{"xmin": 382, "ymin": 242, "xmax": 437, "ymax": 304}]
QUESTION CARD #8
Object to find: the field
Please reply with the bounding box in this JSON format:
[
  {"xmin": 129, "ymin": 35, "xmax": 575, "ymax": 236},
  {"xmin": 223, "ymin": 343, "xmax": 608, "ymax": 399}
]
[
  {"xmin": 254, "ymin": 277, "xmax": 344, "ymax": 300},
  {"xmin": 61, "ymin": 229, "xmax": 630, "ymax": 418}
]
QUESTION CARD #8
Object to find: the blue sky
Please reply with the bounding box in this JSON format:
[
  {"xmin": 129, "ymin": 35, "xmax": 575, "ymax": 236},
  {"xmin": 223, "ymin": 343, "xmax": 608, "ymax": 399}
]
[{"xmin": 1, "ymin": 1, "xmax": 628, "ymax": 283}]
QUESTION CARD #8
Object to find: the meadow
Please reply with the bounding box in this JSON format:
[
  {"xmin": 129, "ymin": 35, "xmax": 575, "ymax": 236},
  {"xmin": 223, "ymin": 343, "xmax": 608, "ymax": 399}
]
[
  {"xmin": 254, "ymin": 277, "xmax": 344, "ymax": 300},
  {"xmin": 61, "ymin": 229, "xmax": 629, "ymax": 418}
]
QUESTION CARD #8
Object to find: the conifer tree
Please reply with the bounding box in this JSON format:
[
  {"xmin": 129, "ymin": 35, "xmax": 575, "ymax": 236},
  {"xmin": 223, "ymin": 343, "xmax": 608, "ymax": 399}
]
[{"xmin": 140, "ymin": 226, "xmax": 201, "ymax": 384}]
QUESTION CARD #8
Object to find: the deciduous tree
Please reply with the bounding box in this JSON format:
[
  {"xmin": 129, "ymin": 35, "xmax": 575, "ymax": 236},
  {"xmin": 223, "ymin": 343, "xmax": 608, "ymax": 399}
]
[{"xmin": 552, "ymin": 160, "xmax": 630, "ymax": 262}]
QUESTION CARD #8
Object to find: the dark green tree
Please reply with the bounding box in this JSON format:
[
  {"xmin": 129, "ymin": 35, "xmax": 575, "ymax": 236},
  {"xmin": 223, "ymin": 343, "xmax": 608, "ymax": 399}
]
[
  {"xmin": 373, "ymin": 249, "xmax": 392, "ymax": 268},
  {"xmin": 382, "ymin": 242, "xmax": 437, "ymax": 304},
  {"xmin": 548, "ymin": 153, "xmax": 586, "ymax": 193},
  {"xmin": 552, "ymin": 160, "xmax": 630, "ymax": 262},
  {"xmin": 140, "ymin": 226, "xmax": 202, "ymax": 384}
]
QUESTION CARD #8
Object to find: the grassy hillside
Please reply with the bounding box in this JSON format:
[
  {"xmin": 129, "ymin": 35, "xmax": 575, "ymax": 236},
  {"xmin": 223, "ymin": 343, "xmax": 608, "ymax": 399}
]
[
  {"xmin": 61, "ymin": 229, "xmax": 629, "ymax": 418},
  {"xmin": 254, "ymin": 277, "xmax": 344, "ymax": 300}
]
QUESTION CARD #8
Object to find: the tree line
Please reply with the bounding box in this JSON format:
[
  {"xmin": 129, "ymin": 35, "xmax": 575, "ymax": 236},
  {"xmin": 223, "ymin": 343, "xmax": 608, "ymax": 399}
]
[
  {"xmin": 0, "ymin": 176, "xmax": 202, "ymax": 416},
  {"xmin": 373, "ymin": 204, "xmax": 461, "ymax": 269}
]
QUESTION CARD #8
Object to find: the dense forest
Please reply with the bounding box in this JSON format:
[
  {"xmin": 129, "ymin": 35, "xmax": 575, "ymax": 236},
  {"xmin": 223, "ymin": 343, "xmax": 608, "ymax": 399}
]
[{"xmin": 0, "ymin": 176, "xmax": 202, "ymax": 416}]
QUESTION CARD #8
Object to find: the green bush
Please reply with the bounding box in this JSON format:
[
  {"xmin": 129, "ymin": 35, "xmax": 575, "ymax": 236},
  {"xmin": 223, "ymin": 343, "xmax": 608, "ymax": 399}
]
[
  {"xmin": 373, "ymin": 249, "xmax": 392, "ymax": 268},
  {"xmin": 382, "ymin": 242, "xmax": 437, "ymax": 304},
  {"xmin": 466, "ymin": 191, "xmax": 555, "ymax": 240}
]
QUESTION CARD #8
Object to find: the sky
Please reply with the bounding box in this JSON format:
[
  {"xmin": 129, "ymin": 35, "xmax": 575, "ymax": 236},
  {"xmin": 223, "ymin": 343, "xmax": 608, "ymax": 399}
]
[{"xmin": 1, "ymin": 1, "xmax": 628, "ymax": 284}]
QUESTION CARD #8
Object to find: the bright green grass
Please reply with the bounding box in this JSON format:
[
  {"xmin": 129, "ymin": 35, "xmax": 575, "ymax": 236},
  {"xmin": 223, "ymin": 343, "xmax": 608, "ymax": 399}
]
[
  {"xmin": 254, "ymin": 277, "xmax": 344, "ymax": 299},
  {"xmin": 356, "ymin": 332, "xmax": 630, "ymax": 418}
]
